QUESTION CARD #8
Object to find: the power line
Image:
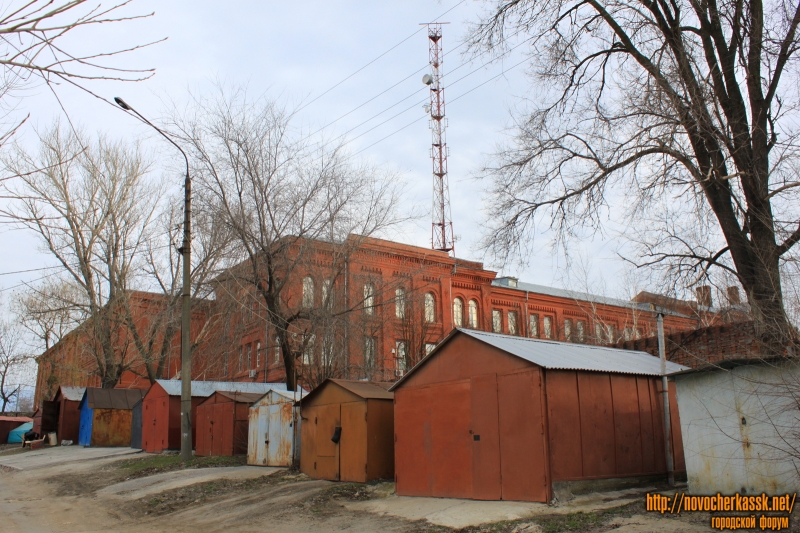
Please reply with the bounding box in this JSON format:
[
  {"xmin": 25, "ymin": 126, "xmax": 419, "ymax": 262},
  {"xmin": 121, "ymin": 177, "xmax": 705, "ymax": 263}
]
[
  {"xmin": 0, "ymin": 266, "xmax": 62, "ymax": 277},
  {"xmin": 295, "ymin": 0, "xmax": 467, "ymax": 115}
]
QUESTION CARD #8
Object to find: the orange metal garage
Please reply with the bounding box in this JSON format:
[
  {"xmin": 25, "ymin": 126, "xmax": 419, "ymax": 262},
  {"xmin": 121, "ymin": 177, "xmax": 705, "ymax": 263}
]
[
  {"xmin": 195, "ymin": 391, "xmax": 263, "ymax": 457},
  {"xmin": 300, "ymin": 379, "xmax": 394, "ymax": 483},
  {"xmin": 391, "ymin": 329, "xmax": 687, "ymax": 502}
]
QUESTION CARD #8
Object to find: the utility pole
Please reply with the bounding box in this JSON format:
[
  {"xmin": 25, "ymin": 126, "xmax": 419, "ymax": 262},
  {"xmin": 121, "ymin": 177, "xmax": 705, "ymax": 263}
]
[
  {"xmin": 421, "ymin": 22, "xmax": 455, "ymax": 254},
  {"xmin": 114, "ymin": 97, "xmax": 194, "ymax": 462},
  {"xmin": 657, "ymin": 313, "xmax": 675, "ymax": 486}
]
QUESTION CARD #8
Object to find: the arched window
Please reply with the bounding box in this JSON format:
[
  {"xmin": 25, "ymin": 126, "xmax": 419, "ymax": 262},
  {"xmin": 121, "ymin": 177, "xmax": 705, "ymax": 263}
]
[
  {"xmin": 302, "ymin": 276, "xmax": 314, "ymax": 308},
  {"xmin": 395, "ymin": 287, "xmax": 406, "ymax": 319},
  {"xmin": 424, "ymin": 293, "xmax": 435, "ymax": 323},
  {"xmin": 468, "ymin": 300, "xmax": 479, "ymax": 328},
  {"xmin": 453, "ymin": 297, "xmax": 464, "ymax": 327},
  {"xmin": 364, "ymin": 283, "xmax": 375, "ymax": 315}
]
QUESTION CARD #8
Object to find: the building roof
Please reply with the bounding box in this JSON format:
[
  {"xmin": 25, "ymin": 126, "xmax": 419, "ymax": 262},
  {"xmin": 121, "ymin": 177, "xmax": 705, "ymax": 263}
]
[
  {"xmin": 492, "ymin": 278, "xmax": 693, "ymax": 318},
  {"xmin": 213, "ymin": 391, "xmax": 265, "ymax": 404},
  {"xmin": 55, "ymin": 386, "xmax": 86, "ymax": 402},
  {"xmin": 391, "ymin": 329, "xmax": 688, "ymax": 390},
  {"xmin": 300, "ymin": 379, "xmax": 393, "ymax": 405},
  {"xmin": 154, "ymin": 379, "xmax": 287, "ymax": 398},
  {"xmin": 83, "ymin": 388, "xmax": 145, "ymax": 410},
  {"xmin": 252, "ymin": 389, "xmax": 306, "ymax": 404}
]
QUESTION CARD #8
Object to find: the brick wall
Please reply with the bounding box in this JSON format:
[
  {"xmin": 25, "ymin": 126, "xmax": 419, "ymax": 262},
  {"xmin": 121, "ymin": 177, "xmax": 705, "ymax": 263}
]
[{"xmin": 616, "ymin": 321, "xmax": 759, "ymax": 368}]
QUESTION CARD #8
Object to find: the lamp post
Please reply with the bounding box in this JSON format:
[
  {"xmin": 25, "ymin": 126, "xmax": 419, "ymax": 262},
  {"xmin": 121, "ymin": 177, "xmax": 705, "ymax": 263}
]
[{"xmin": 115, "ymin": 97, "xmax": 193, "ymax": 462}]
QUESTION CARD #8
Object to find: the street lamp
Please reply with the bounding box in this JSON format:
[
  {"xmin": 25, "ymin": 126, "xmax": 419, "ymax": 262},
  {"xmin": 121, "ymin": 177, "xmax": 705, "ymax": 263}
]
[{"xmin": 115, "ymin": 96, "xmax": 194, "ymax": 462}]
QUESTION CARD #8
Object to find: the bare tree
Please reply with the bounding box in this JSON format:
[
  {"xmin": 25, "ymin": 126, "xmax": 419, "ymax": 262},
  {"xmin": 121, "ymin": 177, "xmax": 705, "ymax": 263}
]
[
  {"xmin": 0, "ymin": 1, "xmax": 158, "ymax": 148},
  {"xmin": 2, "ymin": 123, "xmax": 161, "ymax": 387},
  {"xmin": 172, "ymin": 88, "xmax": 404, "ymax": 390},
  {"xmin": 0, "ymin": 318, "xmax": 32, "ymax": 412},
  {"xmin": 12, "ymin": 278, "xmax": 86, "ymax": 351},
  {"xmin": 470, "ymin": 0, "xmax": 800, "ymax": 353}
]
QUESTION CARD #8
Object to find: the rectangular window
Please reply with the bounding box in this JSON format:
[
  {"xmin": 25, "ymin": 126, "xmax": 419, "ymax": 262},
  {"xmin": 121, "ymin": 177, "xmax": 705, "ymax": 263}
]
[
  {"xmin": 529, "ymin": 314, "xmax": 539, "ymax": 337},
  {"xmin": 364, "ymin": 336, "xmax": 376, "ymax": 369},
  {"xmin": 425, "ymin": 343, "xmax": 436, "ymax": 355},
  {"xmin": 246, "ymin": 343, "xmax": 252, "ymax": 368},
  {"xmin": 576, "ymin": 321, "xmax": 586, "ymax": 343},
  {"xmin": 238, "ymin": 346, "xmax": 243, "ymax": 371},
  {"xmin": 303, "ymin": 335, "xmax": 315, "ymax": 365},
  {"xmin": 255, "ymin": 341, "xmax": 261, "ymax": 367},
  {"xmin": 595, "ymin": 323, "xmax": 605, "ymax": 344},
  {"xmin": 543, "ymin": 316, "xmax": 553, "ymax": 339},
  {"xmin": 606, "ymin": 324, "xmax": 616, "ymax": 343},
  {"xmin": 508, "ymin": 311, "xmax": 518, "ymax": 335},
  {"xmin": 322, "ymin": 279, "xmax": 333, "ymax": 310},
  {"xmin": 322, "ymin": 335, "xmax": 334, "ymax": 366},
  {"xmin": 223, "ymin": 351, "xmax": 229, "ymax": 376},
  {"xmin": 395, "ymin": 288, "xmax": 406, "ymax": 319},
  {"xmin": 564, "ymin": 319, "xmax": 573, "ymax": 342},
  {"xmin": 623, "ymin": 327, "xmax": 633, "ymax": 341},
  {"xmin": 492, "ymin": 310, "xmax": 502, "ymax": 333},
  {"xmin": 274, "ymin": 339, "xmax": 281, "ymax": 363},
  {"xmin": 395, "ymin": 341, "xmax": 407, "ymax": 377},
  {"xmin": 364, "ymin": 284, "xmax": 375, "ymax": 315}
]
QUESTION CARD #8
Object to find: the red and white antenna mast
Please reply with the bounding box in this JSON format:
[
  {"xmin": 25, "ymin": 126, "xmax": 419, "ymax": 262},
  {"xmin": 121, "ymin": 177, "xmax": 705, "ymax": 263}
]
[{"xmin": 422, "ymin": 22, "xmax": 455, "ymax": 254}]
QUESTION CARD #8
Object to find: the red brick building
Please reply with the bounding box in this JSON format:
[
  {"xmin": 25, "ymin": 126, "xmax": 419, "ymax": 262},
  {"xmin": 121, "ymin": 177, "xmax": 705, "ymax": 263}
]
[{"xmin": 35, "ymin": 235, "xmax": 715, "ymax": 403}]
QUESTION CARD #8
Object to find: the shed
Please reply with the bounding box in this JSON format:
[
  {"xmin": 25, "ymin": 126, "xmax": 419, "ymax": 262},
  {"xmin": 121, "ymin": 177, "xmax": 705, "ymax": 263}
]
[
  {"xmin": 391, "ymin": 329, "xmax": 687, "ymax": 502},
  {"xmin": 196, "ymin": 391, "xmax": 263, "ymax": 456},
  {"xmin": 0, "ymin": 416, "xmax": 33, "ymax": 444},
  {"xmin": 300, "ymin": 379, "xmax": 394, "ymax": 483},
  {"xmin": 248, "ymin": 389, "xmax": 304, "ymax": 467},
  {"xmin": 78, "ymin": 388, "xmax": 146, "ymax": 447},
  {"xmin": 52, "ymin": 386, "xmax": 85, "ymax": 443},
  {"xmin": 32, "ymin": 400, "xmax": 58, "ymax": 436},
  {"xmin": 672, "ymin": 358, "xmax": 800, "ymax": 494},
  {"xmin": 141, "ymin": 380, "xmax": 287, "ymax": 453}
]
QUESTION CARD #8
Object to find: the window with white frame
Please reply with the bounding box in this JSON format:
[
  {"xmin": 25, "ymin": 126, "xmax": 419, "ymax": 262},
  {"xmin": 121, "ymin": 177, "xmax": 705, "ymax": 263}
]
[
  {"xmin": 564, "ymin": 319, "xmax": 573, "ymax": 342},
  {"xmin": 322, "ymin": 279, "xmax": 333, "ymax": 309},
  {"xmin": 364, "ymin": 283, "xmax": 375, "ymax": 315},
  {"xmin": 606, "ymin": 324, "xmax": 616, "ymax": 343},
  {"xmin": 302, "ymin": 276, "xmax": 315, "ymax": 308},
  {"xmin": 576, "ymin": 321, "xmax": 586, "ymax": 343},
  {"xmin": 255, "ymin": 341, "xmax": 261, "ymax": 367},
  {"xmin": 543, "ymin": 316, "xmax": 553, "ymax": 339},
  {"xmin": 303, "ymin": 335, "xmax": 316, "ymax": 365},
  {"xmin": 453, "ymin": 297, "xmax": 464, "ymax": 327},
  {"xmin": 364, "ymin": 336, "xmax": 377, "ymax": 369},
  {"xmin": 425, "ymin": 343, "xmax": 436, "ymax": 355},
  {"xmin": 246, "ymin": 343, "xmax": 252, "ymax": 368},
  {"xmin": 492, "ymin": 310, "xmax": 502, "ymax": 333},
  {"xmin": 395, "ymin": 287, "xmax": 406, "ymax": 319},
  {"xmin": 595, "ymin": 323, "xmax": 605, "ymax": 344},
  {"xmin": 424, "ymin": 293, "xmax": 435, "ymax": 323},
  {"xmin": 508, "ymin": 311, "xmax": 518, "ymax": 335},
  {"xmin": 468, "ymin": 300, "xmax": 479, "ymax": 328},
  {"xmin": 395, "ymin": 341, "xmax": 407, "ymax": 377},
  {"xmin": 529, "ymin": 314, "xmax": 539, "ymax": 337},
  {"xmin": 274, "ymin": 337, "xmax": 281, "ymax": 363},
  {"xmin": 238, "ymin": 345, "xmax": 244, "ymax": 371}
]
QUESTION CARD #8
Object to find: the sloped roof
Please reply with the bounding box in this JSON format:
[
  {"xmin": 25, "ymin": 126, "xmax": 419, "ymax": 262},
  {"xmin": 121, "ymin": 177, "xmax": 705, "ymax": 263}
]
[
  {"xmin": 84, "ymin": 388, "xmax": 145, "ymax": 410},
  {"xmin": 391, "ymin": 329, "xmax": 688, "ymax": 391},
  {"xmin": 213, "ymin": 391, "xmax": 265, "ymax": 404},
  {"xmin": 154, "ymin": 380, "xmax": 287, "ymax": 398},
  {"xmin": 252, "ymin": 389, "xmax": 306, "ymax": 405},
  {"xmin": 300, "ymin": 379, "xmax": 393, "ymax": 405},
  {"xmin": 55, "ymin": 386, "xmax": 85, "ymax": 402}
]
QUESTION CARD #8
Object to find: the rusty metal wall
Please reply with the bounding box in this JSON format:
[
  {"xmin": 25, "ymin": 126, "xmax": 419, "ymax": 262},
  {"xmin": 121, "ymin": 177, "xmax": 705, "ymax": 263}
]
[
  {"xmin": 249, "ymin": 398, "xmax": 297, "ymax": 467},
  {"xmin": 365, "ymin": 399, "xmax": 394, "ymax": 481},
  {"xmin": 394, "ymin": 386, "xmax": 432, "ymax": 496},
  {"xmin": 91, "ymin": 408, "xmax": 133, "ymax": 447},
  {"xmin": 142, "ymin": 386, "xmax": 168, "ymax": 452},
  {"xmin": 57, "ymin": 399, "xmax": 81, "ymax": 443},
  {"xmin": 340, "ymin": 401, "xmax": 367, "ymax": 482},
  {"xmin": 470, "ymin": 373, "xmax": 501, "ymax": 500}
]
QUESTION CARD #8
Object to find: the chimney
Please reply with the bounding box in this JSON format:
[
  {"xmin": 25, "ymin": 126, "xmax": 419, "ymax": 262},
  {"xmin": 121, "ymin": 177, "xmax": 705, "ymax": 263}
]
[
  {"xmin": 726, "ymin": 286, "xmax": 741, "ymax": 305},
  {"xmin": 695, "ymin": 285, "xmax": 712, "ymax": 308}
]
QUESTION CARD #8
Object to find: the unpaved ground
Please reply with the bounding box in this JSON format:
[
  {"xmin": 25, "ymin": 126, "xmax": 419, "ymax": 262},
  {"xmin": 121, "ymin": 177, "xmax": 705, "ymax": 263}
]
[{"xmin": 1, "ymin": 450, "xmax": 796, "ymax": 533}]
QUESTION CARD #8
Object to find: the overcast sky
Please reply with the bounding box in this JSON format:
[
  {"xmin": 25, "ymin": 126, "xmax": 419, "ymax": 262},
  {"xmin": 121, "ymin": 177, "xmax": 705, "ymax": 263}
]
[{"xmin": 0, "ymin": 0, "xmax": 635, "ymax": 303}]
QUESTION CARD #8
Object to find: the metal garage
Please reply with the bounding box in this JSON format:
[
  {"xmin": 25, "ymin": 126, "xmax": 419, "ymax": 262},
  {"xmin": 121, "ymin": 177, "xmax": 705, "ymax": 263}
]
[
  {"xmin": 78, "ymin": 388, "xmax": 146, "ymax": 447},
  {"xmin": 391, "ymin": 329, "xmax": 687, "ymax": 502},
  {"xmin": 195, "ymin": 391, "xmax": 262, "ymax": 457},
  {"xmin": 52, "ymin": 386, "xmax": 85, "ymax": 443},
  {"xmin": 300, "ymin": 379, "xmax": 394, "ymax": 483},
  {"xmin": 247, "ymin": 389, "xmax": 303, "ymax": 467}
]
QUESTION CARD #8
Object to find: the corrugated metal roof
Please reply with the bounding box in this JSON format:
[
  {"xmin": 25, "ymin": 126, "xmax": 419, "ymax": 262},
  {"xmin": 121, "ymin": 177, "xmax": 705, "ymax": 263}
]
[
  {"xmin": 154, "ymin": 380, "xmax": 287, "ymax": 398},
  {"xmin": 85, "ymin": 388, "xmax": 145, "ymax": 410},
  {"xmin": 301, "ymin": 379, "xmax": 394, "ymax": 404},
  {"xmin": 252, "ymin": 389, "xmax": 306, "ymax": 405},
  {"xmin": 58, "ymin": 386, "xmax": 85, "ymax": 402},
  {"xmin": 213, "ymin": 391, "xmax": 265, "ymax": 404},
  {"xmin": 460, "ymin": 330, "xmax": 688, "ymax": 375}
]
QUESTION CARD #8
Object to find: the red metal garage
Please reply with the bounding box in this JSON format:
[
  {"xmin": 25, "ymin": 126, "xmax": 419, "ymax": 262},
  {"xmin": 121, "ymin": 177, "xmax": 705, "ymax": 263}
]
[
  {"xmin": 52, "ymin": 386, "xmax": 85, "ymax": 443},
  {"xmin": 391, "ymin": 329, "xmax": 687, "ymax": 502},
  {"xmin": 141, "ymin": 381, "xmax": 287, "ymax": 453},
  {"xmin": 195, "ymin": 391, "xmax": 263, "ymax": 457}
]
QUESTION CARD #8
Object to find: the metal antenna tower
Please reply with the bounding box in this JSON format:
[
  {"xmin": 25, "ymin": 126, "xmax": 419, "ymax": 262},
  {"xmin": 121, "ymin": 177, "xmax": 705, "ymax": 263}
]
[{"xmin": 422, "ymin": 22, "xmax": 455, "ymax": 254}]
